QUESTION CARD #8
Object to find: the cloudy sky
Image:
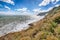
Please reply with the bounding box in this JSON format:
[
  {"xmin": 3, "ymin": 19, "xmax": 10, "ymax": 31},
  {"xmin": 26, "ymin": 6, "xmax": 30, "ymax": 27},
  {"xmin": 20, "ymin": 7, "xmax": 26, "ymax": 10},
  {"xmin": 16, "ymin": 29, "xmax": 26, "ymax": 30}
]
[{"xmin": 0, "ymin": 0, "xmax": 60, "ymax": 15}]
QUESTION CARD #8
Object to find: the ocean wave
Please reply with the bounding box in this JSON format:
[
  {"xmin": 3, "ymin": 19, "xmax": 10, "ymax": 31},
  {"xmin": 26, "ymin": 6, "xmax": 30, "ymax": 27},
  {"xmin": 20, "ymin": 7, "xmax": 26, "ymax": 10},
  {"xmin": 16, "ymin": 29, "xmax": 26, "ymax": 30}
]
[{"xmin": 0, "ymin": 15, "xmax": 45, "ymax": 37}]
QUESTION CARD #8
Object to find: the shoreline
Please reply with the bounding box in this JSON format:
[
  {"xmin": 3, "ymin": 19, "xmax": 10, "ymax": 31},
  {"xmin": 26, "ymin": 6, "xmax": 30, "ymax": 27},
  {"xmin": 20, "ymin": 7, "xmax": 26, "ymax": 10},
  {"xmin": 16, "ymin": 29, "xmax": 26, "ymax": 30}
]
[{"xmin": 0, "ymin": 16, "xmax": 45, "ymax": 37}]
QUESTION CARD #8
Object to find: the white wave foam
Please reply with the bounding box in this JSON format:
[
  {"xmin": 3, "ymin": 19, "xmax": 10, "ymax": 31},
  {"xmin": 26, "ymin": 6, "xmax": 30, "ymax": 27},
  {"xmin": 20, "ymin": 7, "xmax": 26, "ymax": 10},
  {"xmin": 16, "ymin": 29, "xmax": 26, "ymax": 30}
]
[{"xmin": 0, "ymin": 15, "xmax": 45, "ymax": 37}]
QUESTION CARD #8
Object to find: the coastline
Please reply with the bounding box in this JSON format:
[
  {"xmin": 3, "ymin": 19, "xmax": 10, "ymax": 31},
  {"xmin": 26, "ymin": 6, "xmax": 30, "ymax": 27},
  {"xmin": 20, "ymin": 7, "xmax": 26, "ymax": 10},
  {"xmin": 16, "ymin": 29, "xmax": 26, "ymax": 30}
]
[{"xmin": 0, "ymin": 15, "xmax": 45, "ymax": 37}]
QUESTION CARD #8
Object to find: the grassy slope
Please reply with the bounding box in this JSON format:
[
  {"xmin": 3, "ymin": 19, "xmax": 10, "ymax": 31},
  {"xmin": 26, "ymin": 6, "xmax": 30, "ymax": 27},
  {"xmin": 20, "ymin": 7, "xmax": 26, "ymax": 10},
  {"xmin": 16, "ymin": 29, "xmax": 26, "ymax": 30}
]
[{"xmin": 0, "ymin": 6, "xmax": 60, "ymax": 40}]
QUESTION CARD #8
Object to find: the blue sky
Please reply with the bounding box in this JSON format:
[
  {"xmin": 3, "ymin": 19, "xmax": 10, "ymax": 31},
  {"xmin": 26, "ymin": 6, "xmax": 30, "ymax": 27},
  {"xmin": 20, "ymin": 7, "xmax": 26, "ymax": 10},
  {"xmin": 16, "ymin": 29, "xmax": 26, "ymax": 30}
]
[{"xmin": 0, "ymin": 0, "xmax": 60, "ymax": 15}]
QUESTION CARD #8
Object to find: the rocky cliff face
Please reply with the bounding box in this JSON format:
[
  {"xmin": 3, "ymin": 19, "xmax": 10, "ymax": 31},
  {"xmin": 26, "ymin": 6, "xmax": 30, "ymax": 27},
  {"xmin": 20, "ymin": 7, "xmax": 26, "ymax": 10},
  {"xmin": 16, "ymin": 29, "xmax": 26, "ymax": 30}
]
[{"xmin": 0, "ymin": 6, "xmax": 60, "ymax": 40}]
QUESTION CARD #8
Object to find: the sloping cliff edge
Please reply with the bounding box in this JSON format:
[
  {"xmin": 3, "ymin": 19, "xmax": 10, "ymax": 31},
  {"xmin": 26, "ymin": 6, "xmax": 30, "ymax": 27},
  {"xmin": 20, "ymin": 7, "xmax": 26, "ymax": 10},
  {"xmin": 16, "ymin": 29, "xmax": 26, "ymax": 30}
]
[{"xmin": 0, "ymin": 6, "xmax": 60, "ymax": 40}]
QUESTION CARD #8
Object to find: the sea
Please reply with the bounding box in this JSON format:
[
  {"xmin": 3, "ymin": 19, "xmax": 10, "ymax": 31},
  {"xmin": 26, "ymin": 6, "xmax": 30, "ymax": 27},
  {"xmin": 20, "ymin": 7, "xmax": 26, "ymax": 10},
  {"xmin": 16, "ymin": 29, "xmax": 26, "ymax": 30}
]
[{"xmin": 0, "ymin": 15, "xmax": 45, "ymax": 37}]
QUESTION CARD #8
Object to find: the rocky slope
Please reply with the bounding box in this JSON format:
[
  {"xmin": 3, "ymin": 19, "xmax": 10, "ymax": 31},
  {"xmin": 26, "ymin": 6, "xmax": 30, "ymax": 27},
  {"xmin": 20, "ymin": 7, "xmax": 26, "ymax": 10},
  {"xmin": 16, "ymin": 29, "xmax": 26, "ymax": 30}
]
[{"xmin": 0, "ymin": 6, "xmax": 60, "ymax": 40}]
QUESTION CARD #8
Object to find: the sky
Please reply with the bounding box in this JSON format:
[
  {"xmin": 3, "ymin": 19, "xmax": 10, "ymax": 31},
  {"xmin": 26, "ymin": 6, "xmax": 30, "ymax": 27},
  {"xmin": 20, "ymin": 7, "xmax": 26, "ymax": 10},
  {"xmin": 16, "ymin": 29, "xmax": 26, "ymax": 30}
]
[{"xmin": 0, "ymin": 0, "xmax": 60, "ymax": 15}]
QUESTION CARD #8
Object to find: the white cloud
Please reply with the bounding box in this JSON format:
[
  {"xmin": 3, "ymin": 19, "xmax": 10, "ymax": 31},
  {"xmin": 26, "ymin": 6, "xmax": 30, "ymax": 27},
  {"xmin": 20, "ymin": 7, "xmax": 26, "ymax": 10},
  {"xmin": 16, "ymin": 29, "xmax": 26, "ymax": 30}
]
[
  {"xmin": 39, "ymin": 0, "xmax": 60, "ymax": 6},
  {"xmin": 0, "ymin": 11, "xmax": 16, "ymax": 15},
  {"xmin": 39, "ymin": 0, "xmax": 50, "ymax": 6},
  {"xmin": 0, "ymin": 0, "xmax": 14, "ymax": 5},
  {"xmin": 33, "ymin": 8, "xmax": 41, "ymax": 15},
  {"xmin": 15, "ymin": 8, "xmax": 32, "ymax": 15},
  {"xmin": 4, "ymin": 6, "xmax": 11, "ymax": 10},
  {"xmin": 55, "ymin": 4, "xmax": 60, "ymax": 7},
  {"xmin": 51, "ymin": 0, "xmax": 60, "ymax": 4},
  {"xmin": 0, "ymin": 8, "xmax": 32, "ymax": 15},
  {"xmin": 33, "ymin": 7, "xmax": 53, "ymax": 15},
  {"xmin": 16, "ymin": 8, "xmax": 29, "ymax": 12}
]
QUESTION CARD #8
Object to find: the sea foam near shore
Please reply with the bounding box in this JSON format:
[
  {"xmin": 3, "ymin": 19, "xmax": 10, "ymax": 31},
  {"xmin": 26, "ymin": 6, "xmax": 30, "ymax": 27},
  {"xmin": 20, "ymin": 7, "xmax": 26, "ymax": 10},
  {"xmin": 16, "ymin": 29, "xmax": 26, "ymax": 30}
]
[{"xmin": 0, "ymin": 15, "xmax": 45, "ymax": 37}]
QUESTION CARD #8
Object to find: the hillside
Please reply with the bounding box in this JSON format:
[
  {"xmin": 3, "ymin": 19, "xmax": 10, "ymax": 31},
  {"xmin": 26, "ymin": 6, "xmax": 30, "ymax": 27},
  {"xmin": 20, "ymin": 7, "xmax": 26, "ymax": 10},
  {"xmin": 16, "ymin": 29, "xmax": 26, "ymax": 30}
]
[{"xmin": 0, "ymin": 6, "xmax": 60, "ymax": 40}]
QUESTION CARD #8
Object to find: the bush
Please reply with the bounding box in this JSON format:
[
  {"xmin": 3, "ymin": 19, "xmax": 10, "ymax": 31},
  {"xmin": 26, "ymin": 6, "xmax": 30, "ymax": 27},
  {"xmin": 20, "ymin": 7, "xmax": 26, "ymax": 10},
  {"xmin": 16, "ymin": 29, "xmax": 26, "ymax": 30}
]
[
  {"xmin": 51, "ymin": 21, "xmax": 57, "ymax": 28},
  {"xmin": 54, "ymin": 17, "xmax": 60, "ymax": 24}
]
